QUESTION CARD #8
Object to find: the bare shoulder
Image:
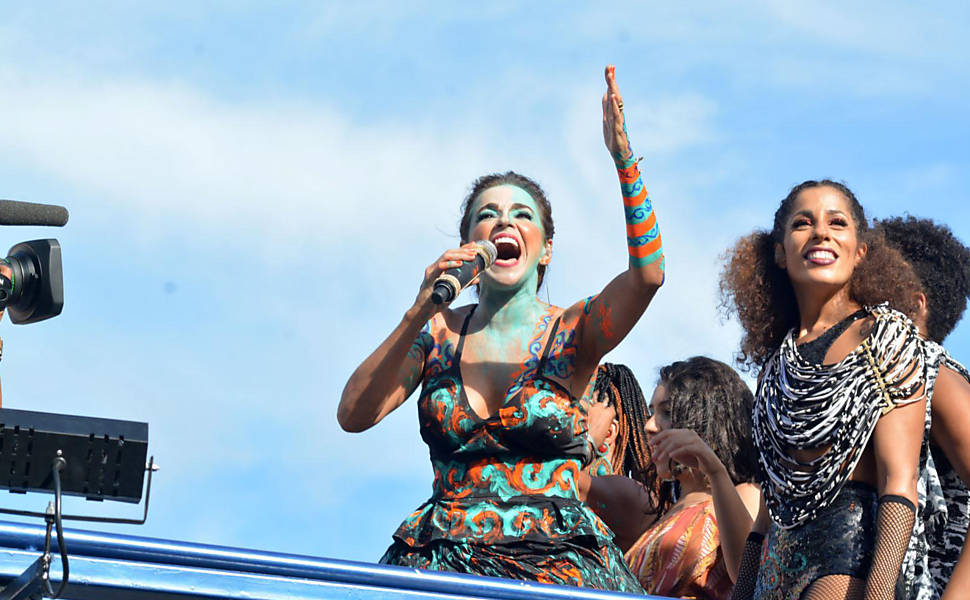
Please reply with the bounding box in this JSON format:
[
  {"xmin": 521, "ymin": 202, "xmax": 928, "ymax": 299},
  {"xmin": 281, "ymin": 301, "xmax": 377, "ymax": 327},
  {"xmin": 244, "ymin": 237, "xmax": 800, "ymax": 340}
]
[
  {"xmin": 934, "ymin": 364, "xmax": 970, "ymax": 411},
  {"xmin": 561, "ymin": 296, "xmax": 596, "ymax": 323},
  {"xmin": 437, "ymin": 303, "xmax": 476, "ymax": 334},
  {"xmin": 735, "ymin": 482, "xmax": 762, "ymax": 520},
  {"xmin": 857, "ymin": 314, "xmax": 876, "ymax": 340}
]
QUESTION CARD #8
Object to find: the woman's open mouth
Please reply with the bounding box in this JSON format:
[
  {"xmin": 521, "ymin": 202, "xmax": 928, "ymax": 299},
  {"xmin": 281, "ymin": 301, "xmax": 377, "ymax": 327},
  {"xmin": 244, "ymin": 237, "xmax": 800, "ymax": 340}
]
[
  {"xmin": 492, "ymin": 235, "xmax": 521, "ymax": 267},
  {"xmin": 805, "ymin": 248, "xmax": 837, "ymax": 266}
]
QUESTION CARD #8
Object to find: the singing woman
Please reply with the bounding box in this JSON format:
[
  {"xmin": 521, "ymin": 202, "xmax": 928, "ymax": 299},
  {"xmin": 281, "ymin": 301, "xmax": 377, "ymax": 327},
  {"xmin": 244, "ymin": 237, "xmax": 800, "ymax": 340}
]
[{"xmin": 338, "ymin": 66, "xmax": 663, "ymax": 591}]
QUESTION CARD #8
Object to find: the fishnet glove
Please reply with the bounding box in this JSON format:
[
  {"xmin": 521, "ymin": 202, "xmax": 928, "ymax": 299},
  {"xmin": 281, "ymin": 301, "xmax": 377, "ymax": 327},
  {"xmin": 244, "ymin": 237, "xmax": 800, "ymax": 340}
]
[
  {"xmin": 865, "ymin": 495, "xmax": 915, "ymax": 600},
  {"xmin": 731, "ymin": 531, "xmax": 765, "ymax": 600}
]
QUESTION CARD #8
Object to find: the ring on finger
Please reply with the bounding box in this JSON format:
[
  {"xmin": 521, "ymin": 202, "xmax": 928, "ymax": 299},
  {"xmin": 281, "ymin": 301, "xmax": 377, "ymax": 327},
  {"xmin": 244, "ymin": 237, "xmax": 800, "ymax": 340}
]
[{"xmin": 617, "ymin": 101, "xmax": 624, "ymax": 111}]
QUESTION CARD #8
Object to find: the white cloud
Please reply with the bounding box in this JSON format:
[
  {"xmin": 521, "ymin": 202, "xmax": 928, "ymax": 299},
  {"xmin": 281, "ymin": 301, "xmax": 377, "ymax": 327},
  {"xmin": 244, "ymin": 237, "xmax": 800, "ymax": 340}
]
[
  {"xmin": 0, "ymin": 53, "xmax": 750, "ymax": 556},
  {"xmin": 0, "ymin": 67, "xmax": 498, "ymax": 259}
]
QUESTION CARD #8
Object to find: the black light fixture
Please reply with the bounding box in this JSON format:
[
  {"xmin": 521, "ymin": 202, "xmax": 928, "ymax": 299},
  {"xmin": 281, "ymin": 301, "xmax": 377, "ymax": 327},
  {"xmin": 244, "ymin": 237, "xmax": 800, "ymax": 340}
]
[{"xmin": 0, "ymin": 408, "xmax": 156, "ymax": 598}]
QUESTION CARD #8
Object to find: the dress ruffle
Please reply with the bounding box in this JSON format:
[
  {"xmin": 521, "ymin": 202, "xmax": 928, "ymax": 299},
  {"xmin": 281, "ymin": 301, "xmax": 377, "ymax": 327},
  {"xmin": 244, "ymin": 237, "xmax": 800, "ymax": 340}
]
[
  {"xmin": 391, "ymin": 494, "xmax": 615, "ymax": 549},
  {"xmin": 381, "ymin": 535, "xmax": 643, "ymax": 593}
]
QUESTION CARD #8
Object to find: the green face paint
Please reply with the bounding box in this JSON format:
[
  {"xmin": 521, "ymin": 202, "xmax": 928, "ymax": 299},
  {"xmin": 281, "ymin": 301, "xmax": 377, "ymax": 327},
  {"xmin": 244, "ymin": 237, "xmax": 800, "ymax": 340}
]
[
  {"xmin": 469, "ymin": 185, "xmax": 545, "ymax": 239},
  {"xmin": 468, "ymin": 184, "xmax": 549, "ymax": 299}
]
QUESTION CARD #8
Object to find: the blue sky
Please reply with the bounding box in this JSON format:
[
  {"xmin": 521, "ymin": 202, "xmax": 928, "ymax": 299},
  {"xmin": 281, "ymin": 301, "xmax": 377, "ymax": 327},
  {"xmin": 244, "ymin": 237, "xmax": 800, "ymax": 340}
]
[{"xmin": 0, "ymin": 2, "xmax": 967, "ymax": 562}]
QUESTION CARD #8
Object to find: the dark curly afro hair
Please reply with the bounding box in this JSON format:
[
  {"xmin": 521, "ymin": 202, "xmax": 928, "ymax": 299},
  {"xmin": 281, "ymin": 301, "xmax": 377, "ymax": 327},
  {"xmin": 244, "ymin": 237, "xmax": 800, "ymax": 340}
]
[{"xmin": 876, "ymin": 216, "xmax": 970, "ymax": 343}]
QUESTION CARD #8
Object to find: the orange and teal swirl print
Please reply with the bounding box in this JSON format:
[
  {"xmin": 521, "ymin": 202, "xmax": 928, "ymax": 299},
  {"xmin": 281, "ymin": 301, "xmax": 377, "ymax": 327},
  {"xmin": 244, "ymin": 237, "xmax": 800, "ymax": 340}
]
[{"xmin": 380, "ymin": 308, "xmax": 643, "ymax": 593}]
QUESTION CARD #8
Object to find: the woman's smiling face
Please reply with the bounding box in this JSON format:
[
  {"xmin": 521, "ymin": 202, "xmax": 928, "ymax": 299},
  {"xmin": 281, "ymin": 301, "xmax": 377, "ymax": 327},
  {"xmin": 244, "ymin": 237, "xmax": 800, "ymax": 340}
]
[
  {"xmin": 777, "ymin": 185, "xmax": 867, "ymax": 292},
  {"xmin": 467, "ymin": 184, "xmax": 552, "ymax": 291}
]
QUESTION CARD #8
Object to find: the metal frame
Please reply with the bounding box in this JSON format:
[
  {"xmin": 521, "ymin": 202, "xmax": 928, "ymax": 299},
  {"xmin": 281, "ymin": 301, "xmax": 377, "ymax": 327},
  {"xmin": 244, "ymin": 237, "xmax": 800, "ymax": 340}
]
[
  {"xmin": 0, "ymin": 458, "xmax": 157, "ymax": 525},
  {"xmin": 0, "ymin": 407, "xmax": 157, "ymax": 597},
  {"xmin": 0, "ymin": 520, "xmax": 673, "ymax": 600}
]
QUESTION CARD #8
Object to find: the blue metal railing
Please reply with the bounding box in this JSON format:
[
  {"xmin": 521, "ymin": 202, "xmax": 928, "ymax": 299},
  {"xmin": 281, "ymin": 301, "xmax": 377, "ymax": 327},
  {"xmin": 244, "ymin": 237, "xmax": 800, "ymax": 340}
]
[{"xmin": 0, "ymin": 520, "xmax": 672, "ymax": 600}]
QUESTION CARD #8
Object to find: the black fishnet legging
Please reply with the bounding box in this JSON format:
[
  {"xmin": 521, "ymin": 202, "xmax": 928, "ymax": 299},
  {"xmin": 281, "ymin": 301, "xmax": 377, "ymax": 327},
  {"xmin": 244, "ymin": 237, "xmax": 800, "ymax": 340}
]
[{"xmin": 801, "ymin": 575, "xmax": 865, "ymax": 600}]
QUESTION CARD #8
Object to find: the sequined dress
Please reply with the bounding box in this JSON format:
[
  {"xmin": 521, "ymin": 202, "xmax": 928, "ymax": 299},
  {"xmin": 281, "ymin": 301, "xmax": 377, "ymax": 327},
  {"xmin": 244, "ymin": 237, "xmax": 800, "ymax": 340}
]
[{"xmin": 380, "ymin": 306, "xmax": 643, "ymax": 592}]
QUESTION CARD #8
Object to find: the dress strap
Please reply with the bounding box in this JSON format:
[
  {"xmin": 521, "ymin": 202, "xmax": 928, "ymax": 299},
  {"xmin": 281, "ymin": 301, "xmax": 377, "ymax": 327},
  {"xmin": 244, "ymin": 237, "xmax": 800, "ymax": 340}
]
[
  {"xmin": 453, "ymin": 305, "xmax": 477, "ymax": 361},
  {"xmin": 536, "ymin": 316, "xmax": 563, "ymax": 374}
]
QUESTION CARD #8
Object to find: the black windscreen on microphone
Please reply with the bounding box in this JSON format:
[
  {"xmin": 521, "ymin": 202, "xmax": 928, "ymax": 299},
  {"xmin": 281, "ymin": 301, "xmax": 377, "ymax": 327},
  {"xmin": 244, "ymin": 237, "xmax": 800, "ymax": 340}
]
[
  {"xmin": 0, "ymin": 199, "xmax": 70, "ymax": 227},
  {"xmin": 431, "ymin": 240, "xmax": 498, "ymax": 305}
]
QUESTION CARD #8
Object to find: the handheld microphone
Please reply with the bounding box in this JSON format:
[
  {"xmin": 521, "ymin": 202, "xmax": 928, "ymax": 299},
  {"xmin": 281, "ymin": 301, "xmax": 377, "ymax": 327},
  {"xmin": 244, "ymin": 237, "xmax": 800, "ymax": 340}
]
[
  {"xmin": 0, "ymin": 200, "xmax": 70, "ymax": 227},
  {"xmin": 431, "ymin": 240, "xmax": 497, "ymax": 305}
]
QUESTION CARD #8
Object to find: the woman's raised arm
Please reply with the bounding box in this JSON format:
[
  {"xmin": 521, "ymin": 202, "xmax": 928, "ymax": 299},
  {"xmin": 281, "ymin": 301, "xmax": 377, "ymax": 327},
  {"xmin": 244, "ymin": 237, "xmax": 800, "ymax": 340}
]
[{"xmin": 576, "ymin": 66, "xmax": 664, "ymax": 371}]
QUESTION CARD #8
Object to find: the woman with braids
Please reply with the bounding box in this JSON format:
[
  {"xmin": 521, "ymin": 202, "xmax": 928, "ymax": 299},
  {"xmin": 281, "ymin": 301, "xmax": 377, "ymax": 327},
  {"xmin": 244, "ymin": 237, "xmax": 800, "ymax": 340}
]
[
  {"xmin": 721, "ymin": 180, "xmax": 932, "ymax": 600},
  {"xmin": 337, "ymin": 66, "xmax": 662, "ymax": 592},
  {"xmin": 585, "ymin": 362, "xmax": 655, "ymax": 481},
  {"xmin": 878, "ymin": 215, "xmax": 970, "ymax": 599},
  {"xmin": 579, "ymin": 357, "xmax": 761, "ymax": 599},
  {"xmin": 581, "ymin": 363, "xmax": 661, "ymax": 552}
]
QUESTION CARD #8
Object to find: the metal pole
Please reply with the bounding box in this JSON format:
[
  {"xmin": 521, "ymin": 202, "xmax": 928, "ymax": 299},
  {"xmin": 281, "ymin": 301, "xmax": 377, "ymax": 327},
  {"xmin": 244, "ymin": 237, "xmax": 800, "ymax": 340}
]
[{"xmin": 0, "ymin": 520, "xmax": 668, "ymax": 600}]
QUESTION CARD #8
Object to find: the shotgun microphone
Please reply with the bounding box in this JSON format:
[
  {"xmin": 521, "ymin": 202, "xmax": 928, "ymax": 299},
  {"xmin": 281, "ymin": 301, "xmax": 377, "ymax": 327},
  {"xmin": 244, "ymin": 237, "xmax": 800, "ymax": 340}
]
[
  {"xmin": 0, "ymin": 200, "xmax": 70, "ymax": 227},
  {"xmin": 431, "ymin": 240, "xmax": 497, "ymax": 305}
]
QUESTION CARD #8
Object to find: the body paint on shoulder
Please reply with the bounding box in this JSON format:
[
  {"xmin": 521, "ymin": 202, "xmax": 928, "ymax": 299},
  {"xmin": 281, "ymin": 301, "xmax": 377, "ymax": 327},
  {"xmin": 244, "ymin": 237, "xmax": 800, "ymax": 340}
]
[{"xmin": 544, "ymin": 325, "xmax": 579, "ymax": 380}]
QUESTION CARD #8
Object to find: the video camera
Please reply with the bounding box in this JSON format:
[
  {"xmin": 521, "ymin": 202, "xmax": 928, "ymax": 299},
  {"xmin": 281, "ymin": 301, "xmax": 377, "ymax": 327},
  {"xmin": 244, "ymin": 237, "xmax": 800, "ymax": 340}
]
[{"xmin": 0, "ymin": 199, "xmax": 68, "ymax": 324}]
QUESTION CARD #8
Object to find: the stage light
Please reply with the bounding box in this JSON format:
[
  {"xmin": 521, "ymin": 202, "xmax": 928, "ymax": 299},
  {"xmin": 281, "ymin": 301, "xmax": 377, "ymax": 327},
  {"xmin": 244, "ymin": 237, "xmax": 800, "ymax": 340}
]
[{"xmin": 0, "ymin": 408, "xmax": 156, "ymax": 598}]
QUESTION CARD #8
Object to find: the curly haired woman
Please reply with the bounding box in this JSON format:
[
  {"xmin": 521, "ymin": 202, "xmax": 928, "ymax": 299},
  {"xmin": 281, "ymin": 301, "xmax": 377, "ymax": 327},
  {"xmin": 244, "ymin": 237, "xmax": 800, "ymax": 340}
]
[
  {"xmin": 879, "ymin": 216, "xmax": 970, "ymax": 600},
  {"xmin": 721, "ymin": 180, "xmax": 932, "ymax": 600},
  {"xmin": 580, "ymin": 358, "xmax": 761, "ymax": 599}
]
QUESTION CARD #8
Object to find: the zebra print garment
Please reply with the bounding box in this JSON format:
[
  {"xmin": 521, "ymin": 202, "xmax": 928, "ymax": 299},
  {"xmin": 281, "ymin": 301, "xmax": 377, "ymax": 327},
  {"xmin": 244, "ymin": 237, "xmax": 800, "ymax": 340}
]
[
  {"xmin": 930, "ymin": 447, "xmax": 969, "ymax": 597},
  {"xmin": 925, "ymin": 346, "xmax": 970, "ymax": 598},
  {"xmin": 754, "ymin": 304, "xmax": 930, "ymax": 529},
  {"xmin": 901, "ymin": 338, "xmax": 946, "ymax": 600}
]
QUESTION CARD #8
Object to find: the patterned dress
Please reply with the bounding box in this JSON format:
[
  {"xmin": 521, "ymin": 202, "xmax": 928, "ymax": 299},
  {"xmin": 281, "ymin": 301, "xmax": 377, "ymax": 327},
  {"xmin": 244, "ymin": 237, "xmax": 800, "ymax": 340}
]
[
  {"xmin": 380, "ymin": 306, "xmax": 643, "ymax": 593},
  {"xmin": 625, "ymin": 497, "xmax": 732, "ymax": 600},
  {"xmin": 930, "ymin": 448, "xmax": 969, "ymax": 596}
]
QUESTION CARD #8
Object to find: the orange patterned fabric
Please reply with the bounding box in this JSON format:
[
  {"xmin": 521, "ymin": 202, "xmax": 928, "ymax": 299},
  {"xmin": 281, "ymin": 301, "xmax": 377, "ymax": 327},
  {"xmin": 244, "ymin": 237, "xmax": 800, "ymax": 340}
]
[{"xmin": 624, "ymin": 497, "xmax": 732, "ymax": 600}]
